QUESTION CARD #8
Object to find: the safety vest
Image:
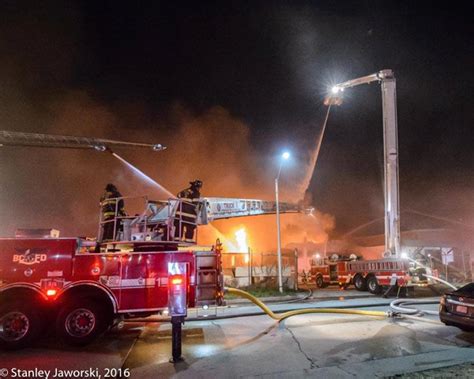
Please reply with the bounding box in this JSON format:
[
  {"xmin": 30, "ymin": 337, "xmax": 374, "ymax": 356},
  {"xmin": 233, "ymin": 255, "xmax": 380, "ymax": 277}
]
[{"xmin": 101, "ymin": 191, "xmax": 124, "ymax": 219}]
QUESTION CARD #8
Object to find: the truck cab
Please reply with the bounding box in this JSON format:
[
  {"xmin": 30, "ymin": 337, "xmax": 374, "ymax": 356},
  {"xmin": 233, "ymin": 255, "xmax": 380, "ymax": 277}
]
[{"xmin": 0, "ymin": 235, "xmax": 223, "ymax": 349}]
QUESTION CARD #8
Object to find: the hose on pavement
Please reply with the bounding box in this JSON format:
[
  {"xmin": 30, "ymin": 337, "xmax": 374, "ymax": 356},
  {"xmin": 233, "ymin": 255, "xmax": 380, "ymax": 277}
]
[
  {"xmin": 389, "ymin": 298, "xmax": 440, "ymax": 316},
  {"xmin": 225, "ymin": 287, "xmax": 388, "ymax": 321}
]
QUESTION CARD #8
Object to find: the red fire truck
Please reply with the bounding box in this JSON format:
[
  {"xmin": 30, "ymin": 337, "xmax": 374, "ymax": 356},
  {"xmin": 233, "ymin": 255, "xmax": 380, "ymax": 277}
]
[
  {"xmin": 0, "ymin": 196, "xmax": 300, "ymax": 349},
  {"xmin": 310, "ymin": 255, "xmax": 430, "ymax": 294}
]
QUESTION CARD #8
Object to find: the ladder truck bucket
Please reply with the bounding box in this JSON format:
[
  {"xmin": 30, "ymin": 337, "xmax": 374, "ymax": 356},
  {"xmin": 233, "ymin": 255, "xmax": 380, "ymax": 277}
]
[{"xmin": 323, "ymin": 96, "xmax": 343, "ymax": 106}]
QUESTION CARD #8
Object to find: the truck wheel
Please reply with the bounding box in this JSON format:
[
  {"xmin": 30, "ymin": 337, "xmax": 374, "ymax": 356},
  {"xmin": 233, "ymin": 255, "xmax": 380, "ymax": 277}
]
[
  {"xmin": 315, "ymin": 275, "xmax": 324, "ymax": 288},
  {"xmin": 0, "ymin": 301, "xmax": 42, "ymax": 350},
  {"xmin": 353, "ymin": 275, "xmax": 367, "ymax": 291},
  {"xmin": 367, "ymin": 276, "xmax": 382, "ymax": 294},
  {"xmin": 56, "ymin": 299, "xmax": 110, "ymax": 346}
]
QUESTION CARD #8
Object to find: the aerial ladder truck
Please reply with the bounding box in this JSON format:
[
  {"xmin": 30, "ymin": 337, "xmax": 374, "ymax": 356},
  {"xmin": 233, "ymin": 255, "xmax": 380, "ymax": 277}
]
[
  {"xmin": 0, "ymin": 131, "xmax": 303, "ymax": 351},
  {"xmin": 313, "ymin": 70, "xmax": 433, "ymax": 295},
  {"xmin": 328, "ymin": 69, "xmax": 401, "ymax": 259}
]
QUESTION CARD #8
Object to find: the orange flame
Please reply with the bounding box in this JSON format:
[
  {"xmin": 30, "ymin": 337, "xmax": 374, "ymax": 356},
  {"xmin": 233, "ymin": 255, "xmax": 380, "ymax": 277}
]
[
  {"xmin": 235, "ymin": 228, "xmax": 250, "ymax": 263},
  {"xmin": 235, "ymin": 228, "xmax": 248, "ymax": 253}
]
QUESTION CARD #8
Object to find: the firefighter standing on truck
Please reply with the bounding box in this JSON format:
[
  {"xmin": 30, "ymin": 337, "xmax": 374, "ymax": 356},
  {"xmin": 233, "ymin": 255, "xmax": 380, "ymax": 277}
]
[
  {"xmin": 174, "ymin": 180, "xmax": 202, "ymax": 242},
  {"xmin": 100, "ymin": 183, "xmax": 125, "ymax": 241}
]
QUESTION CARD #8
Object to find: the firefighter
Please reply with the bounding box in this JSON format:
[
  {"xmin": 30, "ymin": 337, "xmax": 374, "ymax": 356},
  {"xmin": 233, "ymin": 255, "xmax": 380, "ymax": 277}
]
[
  {"xmin": 100, "ymin": 183, "xmax": 125, "ymax": 241},
  {"xmin": 174, "ymin": 180, "xmax": 202, "ymax": 242}
]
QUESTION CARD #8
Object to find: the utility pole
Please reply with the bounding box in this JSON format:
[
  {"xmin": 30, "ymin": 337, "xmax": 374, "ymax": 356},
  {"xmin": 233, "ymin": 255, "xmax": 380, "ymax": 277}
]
[{"xmin": 275, "ymin": 151, "xmax": 290, "ymax": 293}]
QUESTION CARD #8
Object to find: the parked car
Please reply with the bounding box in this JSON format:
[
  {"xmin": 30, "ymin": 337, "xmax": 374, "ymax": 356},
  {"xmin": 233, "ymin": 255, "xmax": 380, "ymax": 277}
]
[{"xmin": 440, "ymin": 283, "xmax": 474, "ymax": 331}]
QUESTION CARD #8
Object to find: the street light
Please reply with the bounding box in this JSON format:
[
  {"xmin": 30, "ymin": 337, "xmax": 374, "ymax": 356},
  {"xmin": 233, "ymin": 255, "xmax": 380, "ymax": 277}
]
[{"xmin": 275, "ymin": 151, "xmax": 290, "ymax": 293}]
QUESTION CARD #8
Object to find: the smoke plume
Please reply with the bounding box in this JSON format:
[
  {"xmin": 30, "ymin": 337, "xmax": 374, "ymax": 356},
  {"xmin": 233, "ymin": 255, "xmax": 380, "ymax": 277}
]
[{"xmin": 0, "ymin": 91, "xmax": 335, "ymax": 252}]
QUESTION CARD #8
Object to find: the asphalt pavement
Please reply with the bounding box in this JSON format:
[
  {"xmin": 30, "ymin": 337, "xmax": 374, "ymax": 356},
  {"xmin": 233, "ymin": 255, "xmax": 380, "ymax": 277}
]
[
  {"xmin": 121, "ymin": 300, "xmax": 474, "ymax": 378},
  {"xmin": 1, "ymin": 288, "xmax": 473, "ymax": 378}
]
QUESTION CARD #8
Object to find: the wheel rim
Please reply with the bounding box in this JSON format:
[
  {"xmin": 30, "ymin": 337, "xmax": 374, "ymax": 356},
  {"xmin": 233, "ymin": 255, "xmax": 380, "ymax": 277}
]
[
  {"xmin": 355, "ymin": 277, "xmax": 362, "ymax": 288},
  {"xmin": 0, "ymin": 311, "xmax": 30, "ymax": 342},
  {"xmin": 65, "ymin": 308, "xmax": 96, "ymax": 338},
  {"xmin": 317, "ymin": 277, "xmax": 322, "ymax": 286},
  {"xmin": 368, "ymin": 278, "xmax": 377, "ymax": 291}
]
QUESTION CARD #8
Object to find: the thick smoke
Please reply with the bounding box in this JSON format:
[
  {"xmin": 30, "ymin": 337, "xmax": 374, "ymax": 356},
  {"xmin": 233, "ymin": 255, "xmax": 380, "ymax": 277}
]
[
  {"xmin": 0, "ymin": 91, "xmax": 335, "ymax": 252},
  {"xmin": 0, "ymin": 2, "xmax": 332, "ymax": 251},
  {"xmin": 1, "ymin": 2, "xmax": 470, "ymax": 260}
]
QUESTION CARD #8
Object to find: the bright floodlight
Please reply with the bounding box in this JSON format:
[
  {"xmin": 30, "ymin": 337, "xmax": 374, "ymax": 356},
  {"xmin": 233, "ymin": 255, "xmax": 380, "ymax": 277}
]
[
  {"xmin": 152, "ymin": 143, "xmax": 166, "ymax": 151},
  {"xmin": 331, "ymin": 86, "xmax": 340, "ymax": 94},
  {"xmin": 94, "ymin": 145, "xmax": 107, "ymax": 152},
  {"xmin": 401, "ymin": 252, "xmax": 408, "ymax": 259},
  {"xmin": 282, "ymin": 151, "xmax": 290, "ymax": 160}
]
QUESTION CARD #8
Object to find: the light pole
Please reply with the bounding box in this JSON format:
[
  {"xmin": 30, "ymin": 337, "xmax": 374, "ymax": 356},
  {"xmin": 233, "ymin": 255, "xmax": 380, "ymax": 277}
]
[{"xmin": 275, "ymin": 151, "xmax": 290, "ymax": 293}]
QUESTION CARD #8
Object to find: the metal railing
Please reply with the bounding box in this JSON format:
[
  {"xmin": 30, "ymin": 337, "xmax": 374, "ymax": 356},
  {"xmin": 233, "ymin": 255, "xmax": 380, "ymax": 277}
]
[{"xmin": 98, "ymin": 196, "xmax": 199, "ymax": 244}]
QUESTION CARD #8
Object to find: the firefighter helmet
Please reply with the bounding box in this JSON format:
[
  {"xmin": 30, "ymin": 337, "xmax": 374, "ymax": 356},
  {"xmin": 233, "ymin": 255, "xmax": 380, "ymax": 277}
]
[
  {"xmin": 190, "ymin": 180, "xmax": 202, "ymax": 188},
  {"xmin": 105, "ymin": 183, "xmax": 117, "ymax": 192}
]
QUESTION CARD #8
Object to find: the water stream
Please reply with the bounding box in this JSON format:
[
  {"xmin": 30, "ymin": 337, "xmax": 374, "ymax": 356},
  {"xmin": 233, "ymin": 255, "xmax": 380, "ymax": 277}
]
[
  {"xmin": 112, "ymin": 152, "xmax": 175, "ymax": 198},
  {"xmin": 301, "ymin": 104, "xmax": 333, "ymax": 201}
]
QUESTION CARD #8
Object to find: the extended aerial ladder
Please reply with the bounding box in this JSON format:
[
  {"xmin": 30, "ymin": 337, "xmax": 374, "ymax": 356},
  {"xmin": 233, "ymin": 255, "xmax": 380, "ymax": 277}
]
[
  {"xmin": 0, "ymin": 130, "xmax": 166, "ymax": 151},
  {"xmin": 101, "ymin": 196, "xmax": 303, "ymax": 244},
  {"xmin": 2, "ymin": 130, "xmax": 307, "ymax": 245},
  {"xmin": 327, "ymin": 69, "xmax": 400, "ymax": 258}
]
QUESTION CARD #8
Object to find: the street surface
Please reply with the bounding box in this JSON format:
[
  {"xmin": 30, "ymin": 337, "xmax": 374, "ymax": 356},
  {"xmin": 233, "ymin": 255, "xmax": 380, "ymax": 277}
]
[{"xmin": 1, "ymin": 288, "xmax": 473, "ymax": 378}]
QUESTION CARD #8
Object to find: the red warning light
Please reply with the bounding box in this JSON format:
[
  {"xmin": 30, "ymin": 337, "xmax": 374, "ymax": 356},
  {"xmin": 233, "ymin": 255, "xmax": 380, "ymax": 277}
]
[{"xmin": 46, "ymin": 289, "xmax": 57, "ymax": 297}]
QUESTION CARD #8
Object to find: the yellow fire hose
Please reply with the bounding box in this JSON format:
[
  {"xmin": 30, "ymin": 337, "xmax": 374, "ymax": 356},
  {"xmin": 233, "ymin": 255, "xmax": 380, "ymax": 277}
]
[{"xmin": 226, "ymin": 287, "xmax": 388, "ymax": 321}]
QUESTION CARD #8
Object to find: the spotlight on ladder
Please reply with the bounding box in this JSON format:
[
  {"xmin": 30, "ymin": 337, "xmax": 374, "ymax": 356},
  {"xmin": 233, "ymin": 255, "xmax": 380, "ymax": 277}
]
[
  {"xmin": 93, "ymin": 145, "xmax": 107, "ymax": 152},
  {"xmin": 152, "ymin": 144, "xmax": 166, "ymax": 151}
]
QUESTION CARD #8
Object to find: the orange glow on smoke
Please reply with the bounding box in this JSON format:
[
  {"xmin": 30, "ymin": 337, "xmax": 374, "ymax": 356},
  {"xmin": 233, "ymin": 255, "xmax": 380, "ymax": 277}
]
[{"xmin": 197, "ymin": 212, "xmax": 334, "ymax": 268}]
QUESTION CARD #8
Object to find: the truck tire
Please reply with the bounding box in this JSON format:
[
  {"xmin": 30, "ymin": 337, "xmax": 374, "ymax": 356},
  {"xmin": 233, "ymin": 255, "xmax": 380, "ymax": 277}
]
[
  {"xmin": 315, "ymin": 275, "xmax": 324, "ymax": 288},
  {"xmin": 56, "ymin": 299, "xmax": 111, "ymax": 346},
  {"xmin": 0, "ymin": 300, "xmax": 43, "ymax": 350},
  {"xmin": 353, "ymin": 275, "xmax": 367, "ymax": 291},
  {"xmin": 367, "ymin": 276, "xmax": 382, "ymax": 295}
]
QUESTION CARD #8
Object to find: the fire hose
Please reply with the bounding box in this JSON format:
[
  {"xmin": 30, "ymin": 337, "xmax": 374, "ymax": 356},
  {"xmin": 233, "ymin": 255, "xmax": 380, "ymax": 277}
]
[
  {"xmin": 389, "ymin": 299, "xmax": 439, "ymax": 316},
  {"xmin": 387, "ymin": 274, "xmax": 458, "ymax": 318},
  {"xmin": 225, "ymin": 287, "xmax": 388, "ymax": 321},
  {"xmin": 424, "ymin": 274, "xmax": 457, "ymax": 290}
]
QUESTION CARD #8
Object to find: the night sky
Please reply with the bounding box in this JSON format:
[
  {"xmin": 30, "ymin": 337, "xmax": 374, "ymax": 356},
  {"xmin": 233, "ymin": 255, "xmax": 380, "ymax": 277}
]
[{"xmin": 0, "ymin": 1, "xmax": 472, "ymax": 237}]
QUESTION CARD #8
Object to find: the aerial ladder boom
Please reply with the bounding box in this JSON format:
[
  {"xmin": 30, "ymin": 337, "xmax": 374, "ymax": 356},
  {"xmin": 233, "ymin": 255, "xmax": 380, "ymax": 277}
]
[
  {"xmin": 330, "ymin": 69, "xmax": 400, "ymax": 258},
  {"xmin": 109, "ymin": 196, "xmax": 305, "ymax": 243},
  {"xmin": 198, "ymin": 197, "xmax": 301, "ymax": 223},
  {"xmin": 138, "ymin": 197, "xmax": 302, "ymax": 226},
  {"xmin": 3, "ymin": 131, "xmax": 306, "ymax": 244},
  {"xmin": 0, "ymin": 130, "xmax": 166, "ymax": 151}
]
